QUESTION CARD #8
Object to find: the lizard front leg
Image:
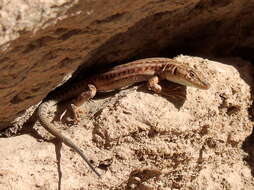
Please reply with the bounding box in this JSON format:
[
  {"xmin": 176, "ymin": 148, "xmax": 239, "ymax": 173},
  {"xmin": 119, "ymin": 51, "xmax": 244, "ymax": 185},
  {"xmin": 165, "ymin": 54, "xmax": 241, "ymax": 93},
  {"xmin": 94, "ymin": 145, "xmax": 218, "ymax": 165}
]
[
  {"xmin": 148, "ymin": 76, "xmax": 186, "ymax": 104},
  {"xmin": 147, "ymin": 76, "xmax": 162, "ymax": 94},
  {"xmin": 70, "ymin": 84, "xmax": 97, "ymax": 122}
]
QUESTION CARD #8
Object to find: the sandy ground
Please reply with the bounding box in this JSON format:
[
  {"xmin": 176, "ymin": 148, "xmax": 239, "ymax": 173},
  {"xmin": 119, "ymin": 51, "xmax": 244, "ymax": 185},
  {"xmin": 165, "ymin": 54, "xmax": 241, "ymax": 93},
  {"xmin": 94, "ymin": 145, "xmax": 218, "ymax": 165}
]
[{"xmin": 0, "ymin": 56, "xmax": 254, "ymax": 189}]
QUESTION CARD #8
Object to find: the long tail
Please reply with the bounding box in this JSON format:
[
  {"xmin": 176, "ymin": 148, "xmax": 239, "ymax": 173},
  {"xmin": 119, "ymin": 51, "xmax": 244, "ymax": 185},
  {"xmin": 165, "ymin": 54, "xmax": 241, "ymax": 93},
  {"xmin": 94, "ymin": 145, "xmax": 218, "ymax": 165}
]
[{"xmin": 38, "ymin": 100, "xmax": 100, "ymax": 177}]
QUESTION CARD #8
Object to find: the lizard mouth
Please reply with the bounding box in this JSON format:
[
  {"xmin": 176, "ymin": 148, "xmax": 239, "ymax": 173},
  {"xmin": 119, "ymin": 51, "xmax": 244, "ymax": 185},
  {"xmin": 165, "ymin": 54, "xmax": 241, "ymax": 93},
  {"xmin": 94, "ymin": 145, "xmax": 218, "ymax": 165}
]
[
  {"xmin": 198, "ymin": 81, "xmax": 210, "ymax": 89},
  {"xmin": 172, "ymin": 78, "xmax": 210, "ymax": 90}
]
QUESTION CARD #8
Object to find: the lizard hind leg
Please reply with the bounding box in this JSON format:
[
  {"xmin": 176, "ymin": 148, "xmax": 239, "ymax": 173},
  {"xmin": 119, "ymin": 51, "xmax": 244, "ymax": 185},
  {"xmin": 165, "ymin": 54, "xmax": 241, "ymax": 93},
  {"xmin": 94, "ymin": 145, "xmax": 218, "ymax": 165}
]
[{"xmin": 70, "ymin": 84, "xmax": 97, "ymax": 123}]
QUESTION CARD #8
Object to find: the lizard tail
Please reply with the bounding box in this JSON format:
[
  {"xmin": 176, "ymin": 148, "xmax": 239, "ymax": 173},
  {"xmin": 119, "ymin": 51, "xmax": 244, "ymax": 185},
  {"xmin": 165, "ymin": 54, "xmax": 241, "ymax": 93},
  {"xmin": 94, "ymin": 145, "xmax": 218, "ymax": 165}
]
[{"xmin": 38, "ymin": 100, "xmax": 101, "ymax": 177}]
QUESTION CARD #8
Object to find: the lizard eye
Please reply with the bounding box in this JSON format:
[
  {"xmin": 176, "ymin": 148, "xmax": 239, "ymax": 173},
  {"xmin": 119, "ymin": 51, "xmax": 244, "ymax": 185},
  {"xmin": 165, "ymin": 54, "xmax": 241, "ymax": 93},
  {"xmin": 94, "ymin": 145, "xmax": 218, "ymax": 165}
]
[{"xmin": 189, "ymin": 71, "xmax": 196, "ymax": 78}]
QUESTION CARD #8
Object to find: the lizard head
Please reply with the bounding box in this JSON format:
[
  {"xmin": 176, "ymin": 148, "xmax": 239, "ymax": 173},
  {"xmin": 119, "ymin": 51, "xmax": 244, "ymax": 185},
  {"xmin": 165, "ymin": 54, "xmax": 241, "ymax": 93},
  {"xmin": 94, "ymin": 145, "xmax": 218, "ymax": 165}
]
[{"xmin": 163, "ymin": 65, "xmax": 210, "ymax": 90}]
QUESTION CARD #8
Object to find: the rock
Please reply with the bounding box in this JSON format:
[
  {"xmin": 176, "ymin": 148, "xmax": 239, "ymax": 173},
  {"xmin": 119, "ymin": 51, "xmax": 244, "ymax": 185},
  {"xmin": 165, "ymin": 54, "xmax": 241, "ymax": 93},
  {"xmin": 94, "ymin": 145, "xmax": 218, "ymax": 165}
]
[
  {"xmin": 1, "ymin": 0, "xmax": 254, "ymax": 130},
  {"xmin": 0, "ymin": 56, "xmax": 253, "ymax": 189}
]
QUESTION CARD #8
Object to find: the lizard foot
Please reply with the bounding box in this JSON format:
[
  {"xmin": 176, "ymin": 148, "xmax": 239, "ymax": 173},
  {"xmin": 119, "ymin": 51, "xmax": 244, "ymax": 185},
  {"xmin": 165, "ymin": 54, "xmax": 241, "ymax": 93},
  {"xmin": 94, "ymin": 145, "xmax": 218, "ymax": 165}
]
[{"xmin": 70, "ymin": 104, "xmax": 85, "ymax": 124}]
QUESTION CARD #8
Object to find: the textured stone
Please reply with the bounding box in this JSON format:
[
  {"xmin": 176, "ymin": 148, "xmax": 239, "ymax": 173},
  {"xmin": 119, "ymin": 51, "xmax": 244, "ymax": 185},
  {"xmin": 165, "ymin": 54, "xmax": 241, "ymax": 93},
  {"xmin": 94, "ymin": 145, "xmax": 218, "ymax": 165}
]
[{"xmin": 0, "ymin": 56, "xmax": 253, "ymax": 189}]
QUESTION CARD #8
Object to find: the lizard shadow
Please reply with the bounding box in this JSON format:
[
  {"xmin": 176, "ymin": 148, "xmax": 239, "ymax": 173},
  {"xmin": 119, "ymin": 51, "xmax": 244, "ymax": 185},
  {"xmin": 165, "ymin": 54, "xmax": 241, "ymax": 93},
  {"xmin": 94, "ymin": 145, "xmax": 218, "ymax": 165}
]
[
  {"xmin": 136, "ymin": 80, "xmax": 187, "ymax": 109},
  {"xmin": 55, "ymin": 80, "xmax": 187, "ymax": 126}
]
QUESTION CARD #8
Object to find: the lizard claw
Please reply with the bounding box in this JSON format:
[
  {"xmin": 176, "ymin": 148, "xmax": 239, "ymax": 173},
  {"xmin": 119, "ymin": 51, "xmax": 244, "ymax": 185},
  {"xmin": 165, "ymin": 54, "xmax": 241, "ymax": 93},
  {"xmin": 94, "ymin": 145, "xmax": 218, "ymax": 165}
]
[{"xmin": 59, "ymin": 109, "xmax": 68, "ymax": 122}]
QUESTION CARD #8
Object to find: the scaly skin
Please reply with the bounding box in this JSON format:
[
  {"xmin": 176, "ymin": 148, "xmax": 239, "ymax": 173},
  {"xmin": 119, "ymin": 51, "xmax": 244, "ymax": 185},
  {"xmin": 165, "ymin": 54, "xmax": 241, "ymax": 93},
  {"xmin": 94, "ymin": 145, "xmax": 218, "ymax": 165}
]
[{"xmin": 38, "ymin": 57, "xmax": 210, "ymax": 177}]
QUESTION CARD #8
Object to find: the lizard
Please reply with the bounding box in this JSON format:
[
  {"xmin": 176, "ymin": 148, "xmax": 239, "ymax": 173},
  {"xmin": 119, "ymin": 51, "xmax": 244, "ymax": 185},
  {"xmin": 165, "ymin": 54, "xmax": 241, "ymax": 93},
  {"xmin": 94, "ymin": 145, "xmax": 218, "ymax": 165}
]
[{"xmin": 37, "ymin": 57, "xmax": 210, "ymax": 177}]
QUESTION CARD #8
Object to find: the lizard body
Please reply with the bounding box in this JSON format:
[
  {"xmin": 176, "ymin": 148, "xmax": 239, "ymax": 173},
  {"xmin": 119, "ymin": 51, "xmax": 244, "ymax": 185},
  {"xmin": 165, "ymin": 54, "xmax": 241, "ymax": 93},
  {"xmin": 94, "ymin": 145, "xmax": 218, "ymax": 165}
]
[{"xmin": 38, "ymin": 57, "xmax": 210, "ymax": 177}]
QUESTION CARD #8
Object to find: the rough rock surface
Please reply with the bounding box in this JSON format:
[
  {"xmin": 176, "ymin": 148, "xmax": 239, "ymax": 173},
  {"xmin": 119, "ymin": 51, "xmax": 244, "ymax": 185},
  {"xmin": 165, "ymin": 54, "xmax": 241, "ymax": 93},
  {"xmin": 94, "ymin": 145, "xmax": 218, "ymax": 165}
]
[
  {"xmin": 0, "ymin": 56, "xmax": 253, "ymax": 189},
  {"xmin": 1, "ymin": 0, "xmax": 254, "ymax": 129}
]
